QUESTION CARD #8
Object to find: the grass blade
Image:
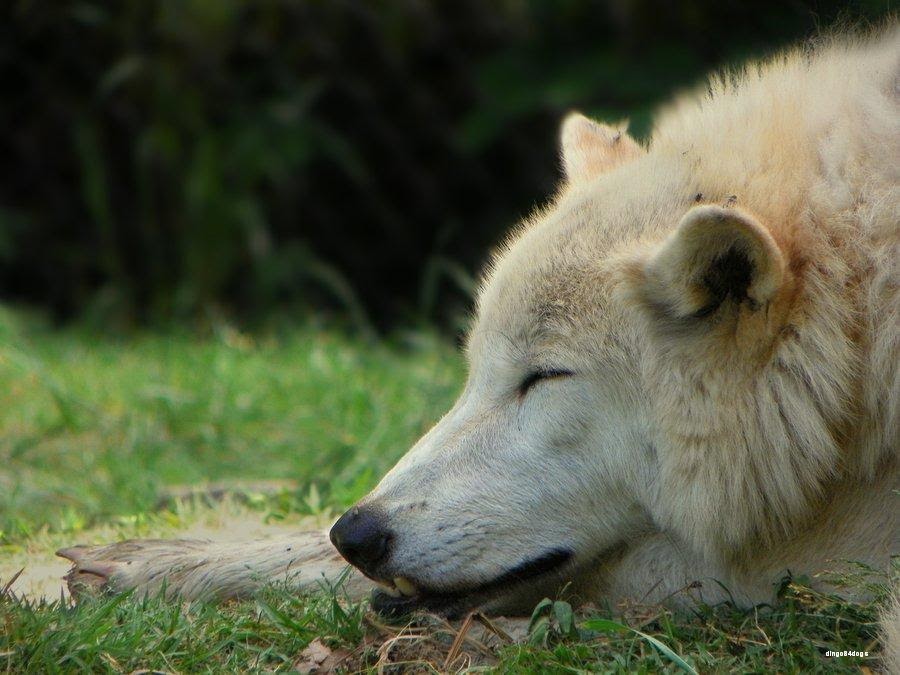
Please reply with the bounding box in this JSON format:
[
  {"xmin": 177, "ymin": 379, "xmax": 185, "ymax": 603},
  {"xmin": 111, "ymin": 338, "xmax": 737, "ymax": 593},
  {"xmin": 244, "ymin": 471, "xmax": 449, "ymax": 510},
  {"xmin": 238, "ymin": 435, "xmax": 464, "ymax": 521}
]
[{"xmin": 583, "ymin": 618, "xmax": 697, "ymax": 674}]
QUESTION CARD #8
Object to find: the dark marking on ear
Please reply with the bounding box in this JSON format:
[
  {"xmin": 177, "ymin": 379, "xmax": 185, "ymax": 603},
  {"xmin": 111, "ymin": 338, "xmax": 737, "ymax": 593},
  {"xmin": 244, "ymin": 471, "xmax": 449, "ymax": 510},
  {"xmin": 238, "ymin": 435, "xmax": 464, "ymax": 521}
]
[
  {"xmin": 640, "ymin": 297, "xmax": 716, "ymax": 340},
  {"xmin": 692, "ymin": 245, "xmax": 755, "ymax": 318},
  {"xmin": 692, "ymin": 300, "xmax": 721, "ymax": 319}
]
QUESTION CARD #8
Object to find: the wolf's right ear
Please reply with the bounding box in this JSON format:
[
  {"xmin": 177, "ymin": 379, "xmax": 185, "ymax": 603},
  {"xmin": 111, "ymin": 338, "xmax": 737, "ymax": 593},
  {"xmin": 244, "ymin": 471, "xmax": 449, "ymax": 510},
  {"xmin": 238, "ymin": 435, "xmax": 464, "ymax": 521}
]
[{"xmin": 560, "ymin": 112, "xmax": 642, "ymax": 183}]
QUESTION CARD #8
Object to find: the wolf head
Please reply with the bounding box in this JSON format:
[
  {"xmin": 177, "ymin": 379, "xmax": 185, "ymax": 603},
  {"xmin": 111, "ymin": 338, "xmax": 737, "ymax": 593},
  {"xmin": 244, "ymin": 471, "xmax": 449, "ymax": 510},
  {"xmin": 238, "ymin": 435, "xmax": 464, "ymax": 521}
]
[{"xmin": 330, "ymin": 112, "xmax": 852, "ymax": 615}]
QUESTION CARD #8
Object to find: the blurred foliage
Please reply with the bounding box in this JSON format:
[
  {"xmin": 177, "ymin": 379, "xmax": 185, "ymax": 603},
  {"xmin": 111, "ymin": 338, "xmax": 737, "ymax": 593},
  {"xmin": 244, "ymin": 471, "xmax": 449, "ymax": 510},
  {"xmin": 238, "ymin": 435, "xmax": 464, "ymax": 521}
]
[{"xmin": 0, "ymin": 0, "xmax": 893, "ymax": 330}]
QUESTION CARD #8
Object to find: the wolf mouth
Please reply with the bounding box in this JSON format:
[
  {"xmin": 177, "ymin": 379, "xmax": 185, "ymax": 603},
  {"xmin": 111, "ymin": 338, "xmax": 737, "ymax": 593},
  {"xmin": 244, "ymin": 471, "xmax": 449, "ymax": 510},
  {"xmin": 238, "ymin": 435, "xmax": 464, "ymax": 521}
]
[{"xmin": 369, "ymin": 547, "xmax": 573, "ymax": 618}]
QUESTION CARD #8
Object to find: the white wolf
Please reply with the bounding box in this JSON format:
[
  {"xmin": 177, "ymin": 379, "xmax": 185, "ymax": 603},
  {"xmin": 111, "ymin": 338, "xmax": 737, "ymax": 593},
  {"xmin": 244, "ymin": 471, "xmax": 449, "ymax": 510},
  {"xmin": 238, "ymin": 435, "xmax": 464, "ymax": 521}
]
[{"xmin": 60, "ymin": 27, "xmax": 899, "ymax": 667}]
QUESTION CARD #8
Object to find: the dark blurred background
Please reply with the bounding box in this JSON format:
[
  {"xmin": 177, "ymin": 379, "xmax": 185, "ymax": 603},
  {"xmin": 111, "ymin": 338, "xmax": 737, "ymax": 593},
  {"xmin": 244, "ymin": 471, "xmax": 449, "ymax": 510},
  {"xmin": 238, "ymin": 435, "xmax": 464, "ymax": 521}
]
[{"xmin": 0, "ymin": 0, "xmax": 892, "ymax": 333}]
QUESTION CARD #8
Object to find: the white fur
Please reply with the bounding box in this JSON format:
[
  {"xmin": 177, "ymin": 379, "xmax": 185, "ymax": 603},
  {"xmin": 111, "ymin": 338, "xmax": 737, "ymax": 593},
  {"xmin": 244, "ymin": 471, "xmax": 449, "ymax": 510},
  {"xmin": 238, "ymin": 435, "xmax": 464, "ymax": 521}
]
[{"xmin": 361, "ymin": 26, "xmax": 899, "ymax": 604}]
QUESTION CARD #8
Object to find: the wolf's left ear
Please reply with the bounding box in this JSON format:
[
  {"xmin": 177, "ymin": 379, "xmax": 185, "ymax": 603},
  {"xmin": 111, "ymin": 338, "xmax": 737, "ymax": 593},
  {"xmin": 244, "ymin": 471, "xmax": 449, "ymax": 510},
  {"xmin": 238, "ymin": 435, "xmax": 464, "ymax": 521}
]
[
  {"xmin": 641, "ymin": 205, "xmax": 785, "ymax": 319},
  {"xmin": 560, "ymin": 112, "xmax": 642, "ymax": 183}
]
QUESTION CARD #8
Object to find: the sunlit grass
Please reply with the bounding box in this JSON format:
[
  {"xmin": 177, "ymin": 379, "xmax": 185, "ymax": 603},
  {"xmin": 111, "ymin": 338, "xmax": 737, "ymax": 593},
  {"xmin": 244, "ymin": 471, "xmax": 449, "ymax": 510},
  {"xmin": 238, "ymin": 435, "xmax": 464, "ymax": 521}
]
[
  {"xmin": 0, "ymin": 306, "xmax": 463, "ymax": 542},
  {"xmin": 1, "ymin": 572, "xmax": 887, "ymax": 673}
]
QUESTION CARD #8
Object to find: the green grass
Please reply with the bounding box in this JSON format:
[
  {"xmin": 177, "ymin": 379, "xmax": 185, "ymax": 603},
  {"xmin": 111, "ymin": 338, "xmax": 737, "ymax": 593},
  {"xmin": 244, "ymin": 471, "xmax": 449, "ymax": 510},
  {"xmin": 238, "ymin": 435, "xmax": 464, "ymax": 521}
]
[
  {"xmin": 0, "ymin": 307, "xmax": 891, "ymax": 672},
  {"xmin": 0, "ymin": 306, "xmax": 462, "ymax": 541}
]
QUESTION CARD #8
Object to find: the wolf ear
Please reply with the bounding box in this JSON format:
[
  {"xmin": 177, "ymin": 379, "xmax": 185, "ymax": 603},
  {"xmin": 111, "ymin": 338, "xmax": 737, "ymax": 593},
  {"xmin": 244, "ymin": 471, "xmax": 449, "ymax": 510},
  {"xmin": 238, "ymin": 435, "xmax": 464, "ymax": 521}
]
[
  {"xmin": 560, "ymin": 112, "xmax": 642, "ymax": 183},
  {"xmin": 641, "ymin": 205, "xmax": 785, "ymax": 319}
]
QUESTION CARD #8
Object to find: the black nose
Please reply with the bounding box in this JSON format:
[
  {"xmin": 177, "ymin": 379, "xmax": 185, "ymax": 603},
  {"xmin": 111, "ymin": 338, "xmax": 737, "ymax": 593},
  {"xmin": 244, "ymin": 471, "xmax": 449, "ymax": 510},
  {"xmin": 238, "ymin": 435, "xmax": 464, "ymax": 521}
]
[{"xmin": 329, "ymin": 505, "xmax": 392, "ymax": 573}]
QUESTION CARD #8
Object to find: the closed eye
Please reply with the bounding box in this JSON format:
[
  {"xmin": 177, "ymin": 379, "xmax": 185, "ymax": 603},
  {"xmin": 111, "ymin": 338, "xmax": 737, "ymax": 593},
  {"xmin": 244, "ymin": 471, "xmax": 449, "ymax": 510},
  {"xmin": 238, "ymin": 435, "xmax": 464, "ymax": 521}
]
[{"xmin": 518, "ymin": 369, "xmax": 574, "ymax": 396}]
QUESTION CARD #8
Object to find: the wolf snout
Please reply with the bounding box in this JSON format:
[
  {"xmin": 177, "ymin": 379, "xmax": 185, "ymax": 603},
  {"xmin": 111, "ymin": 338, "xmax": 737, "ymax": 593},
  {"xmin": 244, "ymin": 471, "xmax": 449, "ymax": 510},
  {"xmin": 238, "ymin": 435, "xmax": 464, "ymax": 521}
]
[{"xmin": 329, "ymin": 505, "xmax": 393, "ymax": 574}]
